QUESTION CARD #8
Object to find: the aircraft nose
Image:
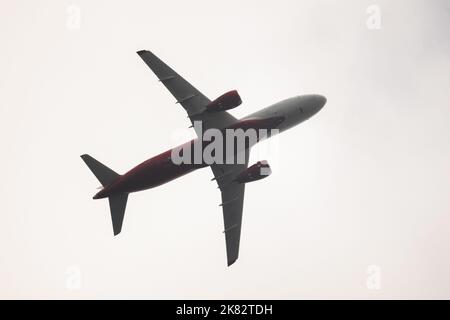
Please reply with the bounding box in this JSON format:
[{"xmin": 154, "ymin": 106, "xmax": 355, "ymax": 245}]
[
  {"xmin": 297, "ymin": 94, "xmax": 326, "ymax": 118},
  {"xmin": 314, "ymin": 95, "xmax": 327, "ymax": 110},
  {"xmin": 309, "ymin": 95, "xmax": 326, "ymax": 117}
]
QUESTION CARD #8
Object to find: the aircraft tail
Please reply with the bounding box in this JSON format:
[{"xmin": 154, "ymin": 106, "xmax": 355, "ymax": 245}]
[
  {"xmin": 81, "ymin": 154, "xmax": 128, "ymax": 235},
  {"xmin": 80, "ymin": 154, "xmax": 119, "ymax": 186}
]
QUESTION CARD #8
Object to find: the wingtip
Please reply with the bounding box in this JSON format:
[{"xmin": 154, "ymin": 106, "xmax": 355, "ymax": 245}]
[
  {"xmin": 80, "ymin": 154, "xmax": 91, "ymax": 163},
  {"xmin": 137, "ymin": 50, "xmax": 149, "ymax": 55},
  {"xmin": 227, "ymin": 258, "xmax": 237, "ymax": 267}
]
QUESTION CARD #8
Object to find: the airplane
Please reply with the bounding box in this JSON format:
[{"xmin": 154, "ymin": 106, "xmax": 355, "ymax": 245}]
[{"xmin": 81, "ymin": 50, "xmax": 326, "ymax": 266}]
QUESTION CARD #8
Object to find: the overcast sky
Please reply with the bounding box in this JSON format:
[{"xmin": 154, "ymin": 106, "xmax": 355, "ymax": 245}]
[{"xmin": 0, "ymin": 0, "xmax": 449, "ymax": 299}]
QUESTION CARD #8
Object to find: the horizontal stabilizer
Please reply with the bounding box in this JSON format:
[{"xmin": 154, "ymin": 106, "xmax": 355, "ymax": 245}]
[
  {"xmin": 81, "ymin": 154, "xmax": 119, "ymax": 186},
  {"xmin": 108, "ymin": 193, "xmax": 128, "ymax": 235},
  {"xmin": 81, "ymin": 154, "xmax": 128, "ymax": 235}
]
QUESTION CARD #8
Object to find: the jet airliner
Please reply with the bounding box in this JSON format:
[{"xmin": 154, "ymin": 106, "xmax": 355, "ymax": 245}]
[{"xmin": 81, "ymin": 50, "xmax": 326, "ymax": 266}]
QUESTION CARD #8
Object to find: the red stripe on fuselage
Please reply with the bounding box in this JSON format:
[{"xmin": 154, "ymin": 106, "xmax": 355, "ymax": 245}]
[{"xmin": 94, "ymin": 142, "xmax": 203, "ymax": 199}]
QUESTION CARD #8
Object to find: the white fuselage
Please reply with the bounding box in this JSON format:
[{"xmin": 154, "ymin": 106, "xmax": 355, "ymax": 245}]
[{"xmin": 244, "ymin": 94, "xmax": 326, "ymax": 133}]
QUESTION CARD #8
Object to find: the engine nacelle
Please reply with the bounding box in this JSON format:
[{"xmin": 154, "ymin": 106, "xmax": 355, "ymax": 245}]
[
  {"xmin": 206, "ymin": 90, "xmax": 242, "ymax": 112},
  {"xmin": 235, "ymin": 161, "xmax": 272, "ymax": 183}
]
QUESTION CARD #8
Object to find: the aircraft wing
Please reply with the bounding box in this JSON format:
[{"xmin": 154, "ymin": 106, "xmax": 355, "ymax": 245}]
[
  {"xmin": 210, "ymin": 151, "xmax": 249, "ymax": 266},
  {"xmin": 137, "ymin": 50, "xmax": 237, "ymax": 134}
]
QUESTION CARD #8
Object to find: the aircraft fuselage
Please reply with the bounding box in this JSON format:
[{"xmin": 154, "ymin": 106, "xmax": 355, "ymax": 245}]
[{"xmin": 93, "ymin": 94, "xmax": 326, "ymax": 199}]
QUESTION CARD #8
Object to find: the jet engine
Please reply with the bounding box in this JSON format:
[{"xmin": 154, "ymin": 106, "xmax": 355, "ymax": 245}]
[
  {"xmin": 235, "ymin": 160, "xmax": 272, "ymax": 183},
  {"xmin": 206, "ymin": 90, "xmax": 242, "ymax": 112}
]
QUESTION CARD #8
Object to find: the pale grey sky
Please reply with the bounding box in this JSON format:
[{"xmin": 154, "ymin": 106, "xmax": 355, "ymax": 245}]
[{"xmin": 0, "ymin": 0, "xmax": 449, "ymax": 299}]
